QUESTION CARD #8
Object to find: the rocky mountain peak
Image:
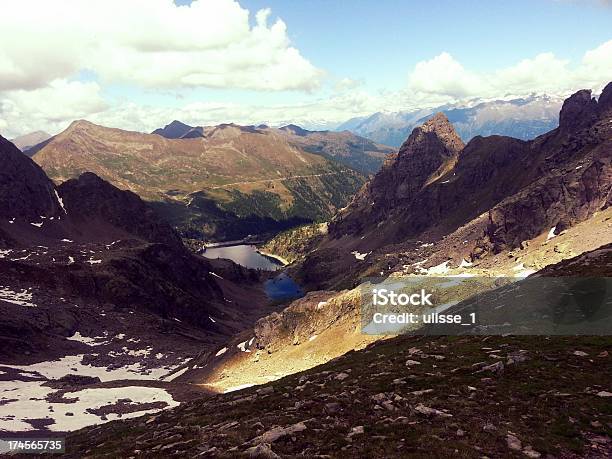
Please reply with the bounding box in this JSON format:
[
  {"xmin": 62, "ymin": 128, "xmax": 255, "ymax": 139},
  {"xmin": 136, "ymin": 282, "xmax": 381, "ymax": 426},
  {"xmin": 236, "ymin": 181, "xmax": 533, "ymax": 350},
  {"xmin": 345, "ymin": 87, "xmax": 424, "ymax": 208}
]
[
  {"xmin": 67, "ymin": 119, "xmax": 96, "ymax": 130},
  {"xmin": 0, "ymin": 135, "xmax": 61, "ymax": 219},
  {"xmin": 598, "ymin": 81, "xmax": 612, "ymax": 113},
  {"xmin": 420, "ymin": 112, "xmax": 453, "ymax": 133},
  {"xmin": 398, "ymin": 112, "xmax": 464, "ymax": 159},
  {"xmin": 280, "ymin": 124, "xmax": 310, "ymax": 136},
  {"xmin": 10, "ymin": 130, "xmax": 52, "ymax": 152},
  {"xmin": 558, "ymin": 89, "xmax": 598, "ymax": 133}
]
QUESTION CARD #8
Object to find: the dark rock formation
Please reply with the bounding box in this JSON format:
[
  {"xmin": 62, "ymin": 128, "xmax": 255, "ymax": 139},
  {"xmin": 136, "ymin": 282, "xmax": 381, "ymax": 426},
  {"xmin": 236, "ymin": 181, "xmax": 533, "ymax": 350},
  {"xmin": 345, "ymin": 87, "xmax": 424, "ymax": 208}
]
[
  {"xmin": 558, "ymin": 89, "xmax": 598, "ymax": 133},
  {"xmin": 329, "ymin": 113, "xmax": 464, "ymax": 238},
  {"xmin": 58, "ymin": 172, "xmax": 182, "ymax": 248},
  {"xmin": 301, "ymin": 83, "xmax": 612, "ymax": 289},
  {"xmin": 0, "ymin": 135, "xmax": 61, "ymax": 219}
]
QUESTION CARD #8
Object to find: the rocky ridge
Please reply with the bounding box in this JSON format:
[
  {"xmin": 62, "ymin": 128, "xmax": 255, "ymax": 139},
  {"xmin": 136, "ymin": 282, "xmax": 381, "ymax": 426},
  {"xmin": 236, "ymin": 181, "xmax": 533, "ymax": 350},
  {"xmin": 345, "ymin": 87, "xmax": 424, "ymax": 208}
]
[{"xmin": 296, "ymin": 83, "xmax": 612, "ymax": 291}]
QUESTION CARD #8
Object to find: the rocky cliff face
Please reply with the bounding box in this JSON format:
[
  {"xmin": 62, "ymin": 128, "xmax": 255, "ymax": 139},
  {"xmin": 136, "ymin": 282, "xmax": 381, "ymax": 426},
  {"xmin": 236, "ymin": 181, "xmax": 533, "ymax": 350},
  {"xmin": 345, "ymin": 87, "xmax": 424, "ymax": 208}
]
[
  {"xmin": 558, "ymin": 89, "xmax": 598, "ymax": 133},
  {"xmin": 329, "ymin": 113, "xmax": 464, "ymax": 237},
  {"xmin": 300, "ymin": 83, "xmax": 612, "ymax": 290},
  {"xmin": 0, "ymin": 135, "xmax": 62, "ymax": 220},
  {"xmin": 478, "ymin": 83, "xmax": 612, "ymax": 256}
]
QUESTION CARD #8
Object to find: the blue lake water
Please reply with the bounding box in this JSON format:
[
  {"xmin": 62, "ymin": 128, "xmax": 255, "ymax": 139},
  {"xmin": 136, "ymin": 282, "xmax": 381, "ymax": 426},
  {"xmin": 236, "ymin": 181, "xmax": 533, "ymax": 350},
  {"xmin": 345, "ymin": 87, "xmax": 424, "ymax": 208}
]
[
  {"xmin": 202, "ymin": 244, "xmax": 284, "ymax": 271},
  {"xmin": 264, "ymin": 272, "xmax": 304, "ymax": 301}
]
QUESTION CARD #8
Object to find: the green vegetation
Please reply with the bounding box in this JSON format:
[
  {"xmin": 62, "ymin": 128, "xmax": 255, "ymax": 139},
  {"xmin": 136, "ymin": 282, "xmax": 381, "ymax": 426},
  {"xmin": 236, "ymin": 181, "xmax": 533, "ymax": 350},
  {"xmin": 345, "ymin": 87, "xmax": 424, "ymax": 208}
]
[
  {"xmin": 261, "ymin": 223, "xmax": 328, "ymax": 263},
  {"xmin": 153, "ymin": 164, "xmax": 364, "ymax": 241}
]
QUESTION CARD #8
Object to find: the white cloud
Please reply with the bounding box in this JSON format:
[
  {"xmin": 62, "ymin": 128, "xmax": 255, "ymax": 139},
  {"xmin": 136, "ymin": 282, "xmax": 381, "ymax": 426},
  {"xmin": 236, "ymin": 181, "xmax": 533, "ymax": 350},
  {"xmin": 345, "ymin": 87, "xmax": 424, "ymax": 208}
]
[
  {"xmin": 85, "ymin": 89, "xmax": 389, "ymax": 134},
  {"xmin": 1, "ymin": 21, "xmax": 611, "ymax": 140},
  {"xmin": 406, "ymin": 40, "xmax": 612, "ymax": 102},
  {"xmin": 1, "ymin": 80, "xmax": 107, "ymax": 138},
  {"xmin": 408, "ymin": 52, "xmax": 484, "ymax": 98},
  {"xmin": 0, "ymin": 0, "xmax": 322, "ymax": 92}
]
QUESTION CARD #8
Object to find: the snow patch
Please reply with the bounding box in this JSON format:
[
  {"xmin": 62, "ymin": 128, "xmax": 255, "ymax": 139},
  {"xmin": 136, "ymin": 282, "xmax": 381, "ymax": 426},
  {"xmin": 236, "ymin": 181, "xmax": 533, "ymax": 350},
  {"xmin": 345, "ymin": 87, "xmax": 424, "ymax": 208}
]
[
  {"xmin": 166, "ymin": 366, "xmax": 189, "ymax": 382},
  {"xmin": 546, "ymin": 226, "xmax": 557, "ymax": 241},
  {"xmin": 209, "ymin": 272, "xmax": 223, "ymax": 279},
  {"xmin": 419, "ymin": 261, "xmax": 450, "ymax": 275},
  {"xmin": 0, "ymin": 381, "xmax": 177, "ymax": 432},
  {"xmin": 215, "ymin": 347, "xmax": 227, "ymax": 357},
  {"xmin": 54, "ymin": 189, "xmax": 67, "ymax": 214},
  {"xmin": 66, "ymin": 332, "xmax": 108, "ymax": 347},
  {"xmin": 351, "ymin": 251, "xmax": 371, "ymax": 261},
  {"xmin": 30, "ymin": 222, "xmax": 43, "ymax": 228},
  {"xmin": 0, "ymin": 286, "xmax": 36, "ymax": 307}
]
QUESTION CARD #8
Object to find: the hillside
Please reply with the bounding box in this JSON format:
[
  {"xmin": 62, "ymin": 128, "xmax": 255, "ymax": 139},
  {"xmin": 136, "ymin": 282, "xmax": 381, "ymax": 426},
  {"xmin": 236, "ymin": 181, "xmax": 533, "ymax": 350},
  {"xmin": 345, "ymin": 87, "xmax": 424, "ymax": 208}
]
[
  {"xmin": 276, "ymin": 124, "xmax": 394, "ymax": 175},
  {"xmin": 294, "ymin": 84, "xmax": 612, "ymax": 291},
  {"xmin": 151, "ymin": 121, "xmax": 395, "ymax": 175},
  {"xmin": 60, "ymin": 333, "xmax": 612, "ymax": 458},
  {"xmin": 0, "ymin": 135, "xmax": 280, "ymax": 433},
  {"xmin": 3, "ymin": 85, "xmax": 611, "ymax": 456},
  {"xmin": 31, "ymin": 121, "xmax": 367, "ymax": 241}
]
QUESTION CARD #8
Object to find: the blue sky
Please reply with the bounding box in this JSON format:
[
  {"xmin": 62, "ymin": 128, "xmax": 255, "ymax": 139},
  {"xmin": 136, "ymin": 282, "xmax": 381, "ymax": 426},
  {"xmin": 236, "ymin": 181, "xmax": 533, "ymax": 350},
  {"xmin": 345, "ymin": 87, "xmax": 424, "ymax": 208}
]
[
  {"xmin": 236, "ymin": 0, "xmax": 612, "ymax": 87},
  {"xmin": 1, "ymin": 0, "xmax": 611, "ymax": 137}
]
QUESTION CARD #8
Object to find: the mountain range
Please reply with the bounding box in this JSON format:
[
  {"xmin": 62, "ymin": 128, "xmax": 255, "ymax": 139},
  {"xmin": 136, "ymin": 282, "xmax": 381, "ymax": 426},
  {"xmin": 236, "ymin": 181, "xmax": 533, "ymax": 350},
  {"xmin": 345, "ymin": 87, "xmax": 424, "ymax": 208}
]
[
  {"xmin": 151, "ymin": 120, "xmax": 394, "ymax": 175},
  {"xmin": 27, "ymin": 121, "xmax": 392, "ymax": 241},
  {"xmin": 337, "ymin": 95, "xmax": 563, "ymax": 147},
  {"xmin": 295, "ymin": 84, "xmax": 612, "ymax": 290},
  {"xmin": 1, "ymin": 83, "xmax": 611, "ymax": 456}
]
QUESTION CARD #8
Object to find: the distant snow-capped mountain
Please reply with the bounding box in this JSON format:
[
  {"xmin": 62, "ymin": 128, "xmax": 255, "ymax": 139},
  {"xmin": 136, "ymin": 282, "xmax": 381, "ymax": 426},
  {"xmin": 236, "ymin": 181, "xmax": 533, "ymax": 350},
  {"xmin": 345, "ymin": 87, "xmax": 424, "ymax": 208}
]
[{"xmin": 337, "ymin": 95, "xmax": 563, "ymax": 147}]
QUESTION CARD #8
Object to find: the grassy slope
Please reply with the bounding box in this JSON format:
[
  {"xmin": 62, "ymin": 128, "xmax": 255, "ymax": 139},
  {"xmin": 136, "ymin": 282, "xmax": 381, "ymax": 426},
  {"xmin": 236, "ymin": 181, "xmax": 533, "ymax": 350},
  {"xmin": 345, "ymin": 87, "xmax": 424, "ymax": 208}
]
[
  {"xmin": 261, "ymin": 223, "xmax": 328, "ymax": 264},
  {"xmin": 58, "ymin": 335, "xmax": 611, "ymax": 458}
]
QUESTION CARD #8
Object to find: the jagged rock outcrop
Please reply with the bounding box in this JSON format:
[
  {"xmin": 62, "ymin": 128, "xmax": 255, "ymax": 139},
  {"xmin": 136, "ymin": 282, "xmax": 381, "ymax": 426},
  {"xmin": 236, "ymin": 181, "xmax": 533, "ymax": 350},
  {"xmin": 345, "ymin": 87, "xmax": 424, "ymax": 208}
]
[
  {"xmin": 558, "ymin": 89, "xmax": 598, "ymax": 133},
  {"xmin": 479, "ymin": 85, "xmax": 612, "ymax": 255},
  {"xmin": 329, "ymin": 113, "xmax": 464, "ymax": 237},
  {"xmin": 299, "ymin": 83, "xmax": 612, "ymax": 289},
  {"xmin": 0, "ymin": 135, "xmax": 62, "ymax": 219},
  {"xmin": 597, "ymin": 81, "xmax": 612, "ymax": 113},
  {"xmin": 58, "ymin": 172, "xmax": 182, "ymax": 248}
]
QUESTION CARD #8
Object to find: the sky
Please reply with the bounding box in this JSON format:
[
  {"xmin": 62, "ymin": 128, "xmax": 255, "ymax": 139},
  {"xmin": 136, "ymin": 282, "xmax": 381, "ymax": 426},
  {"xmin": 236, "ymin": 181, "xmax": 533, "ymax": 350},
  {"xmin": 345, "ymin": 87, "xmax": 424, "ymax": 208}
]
[{"xmin": 1, "ymin": 0, "xmax": 611, "ymax": 138}]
